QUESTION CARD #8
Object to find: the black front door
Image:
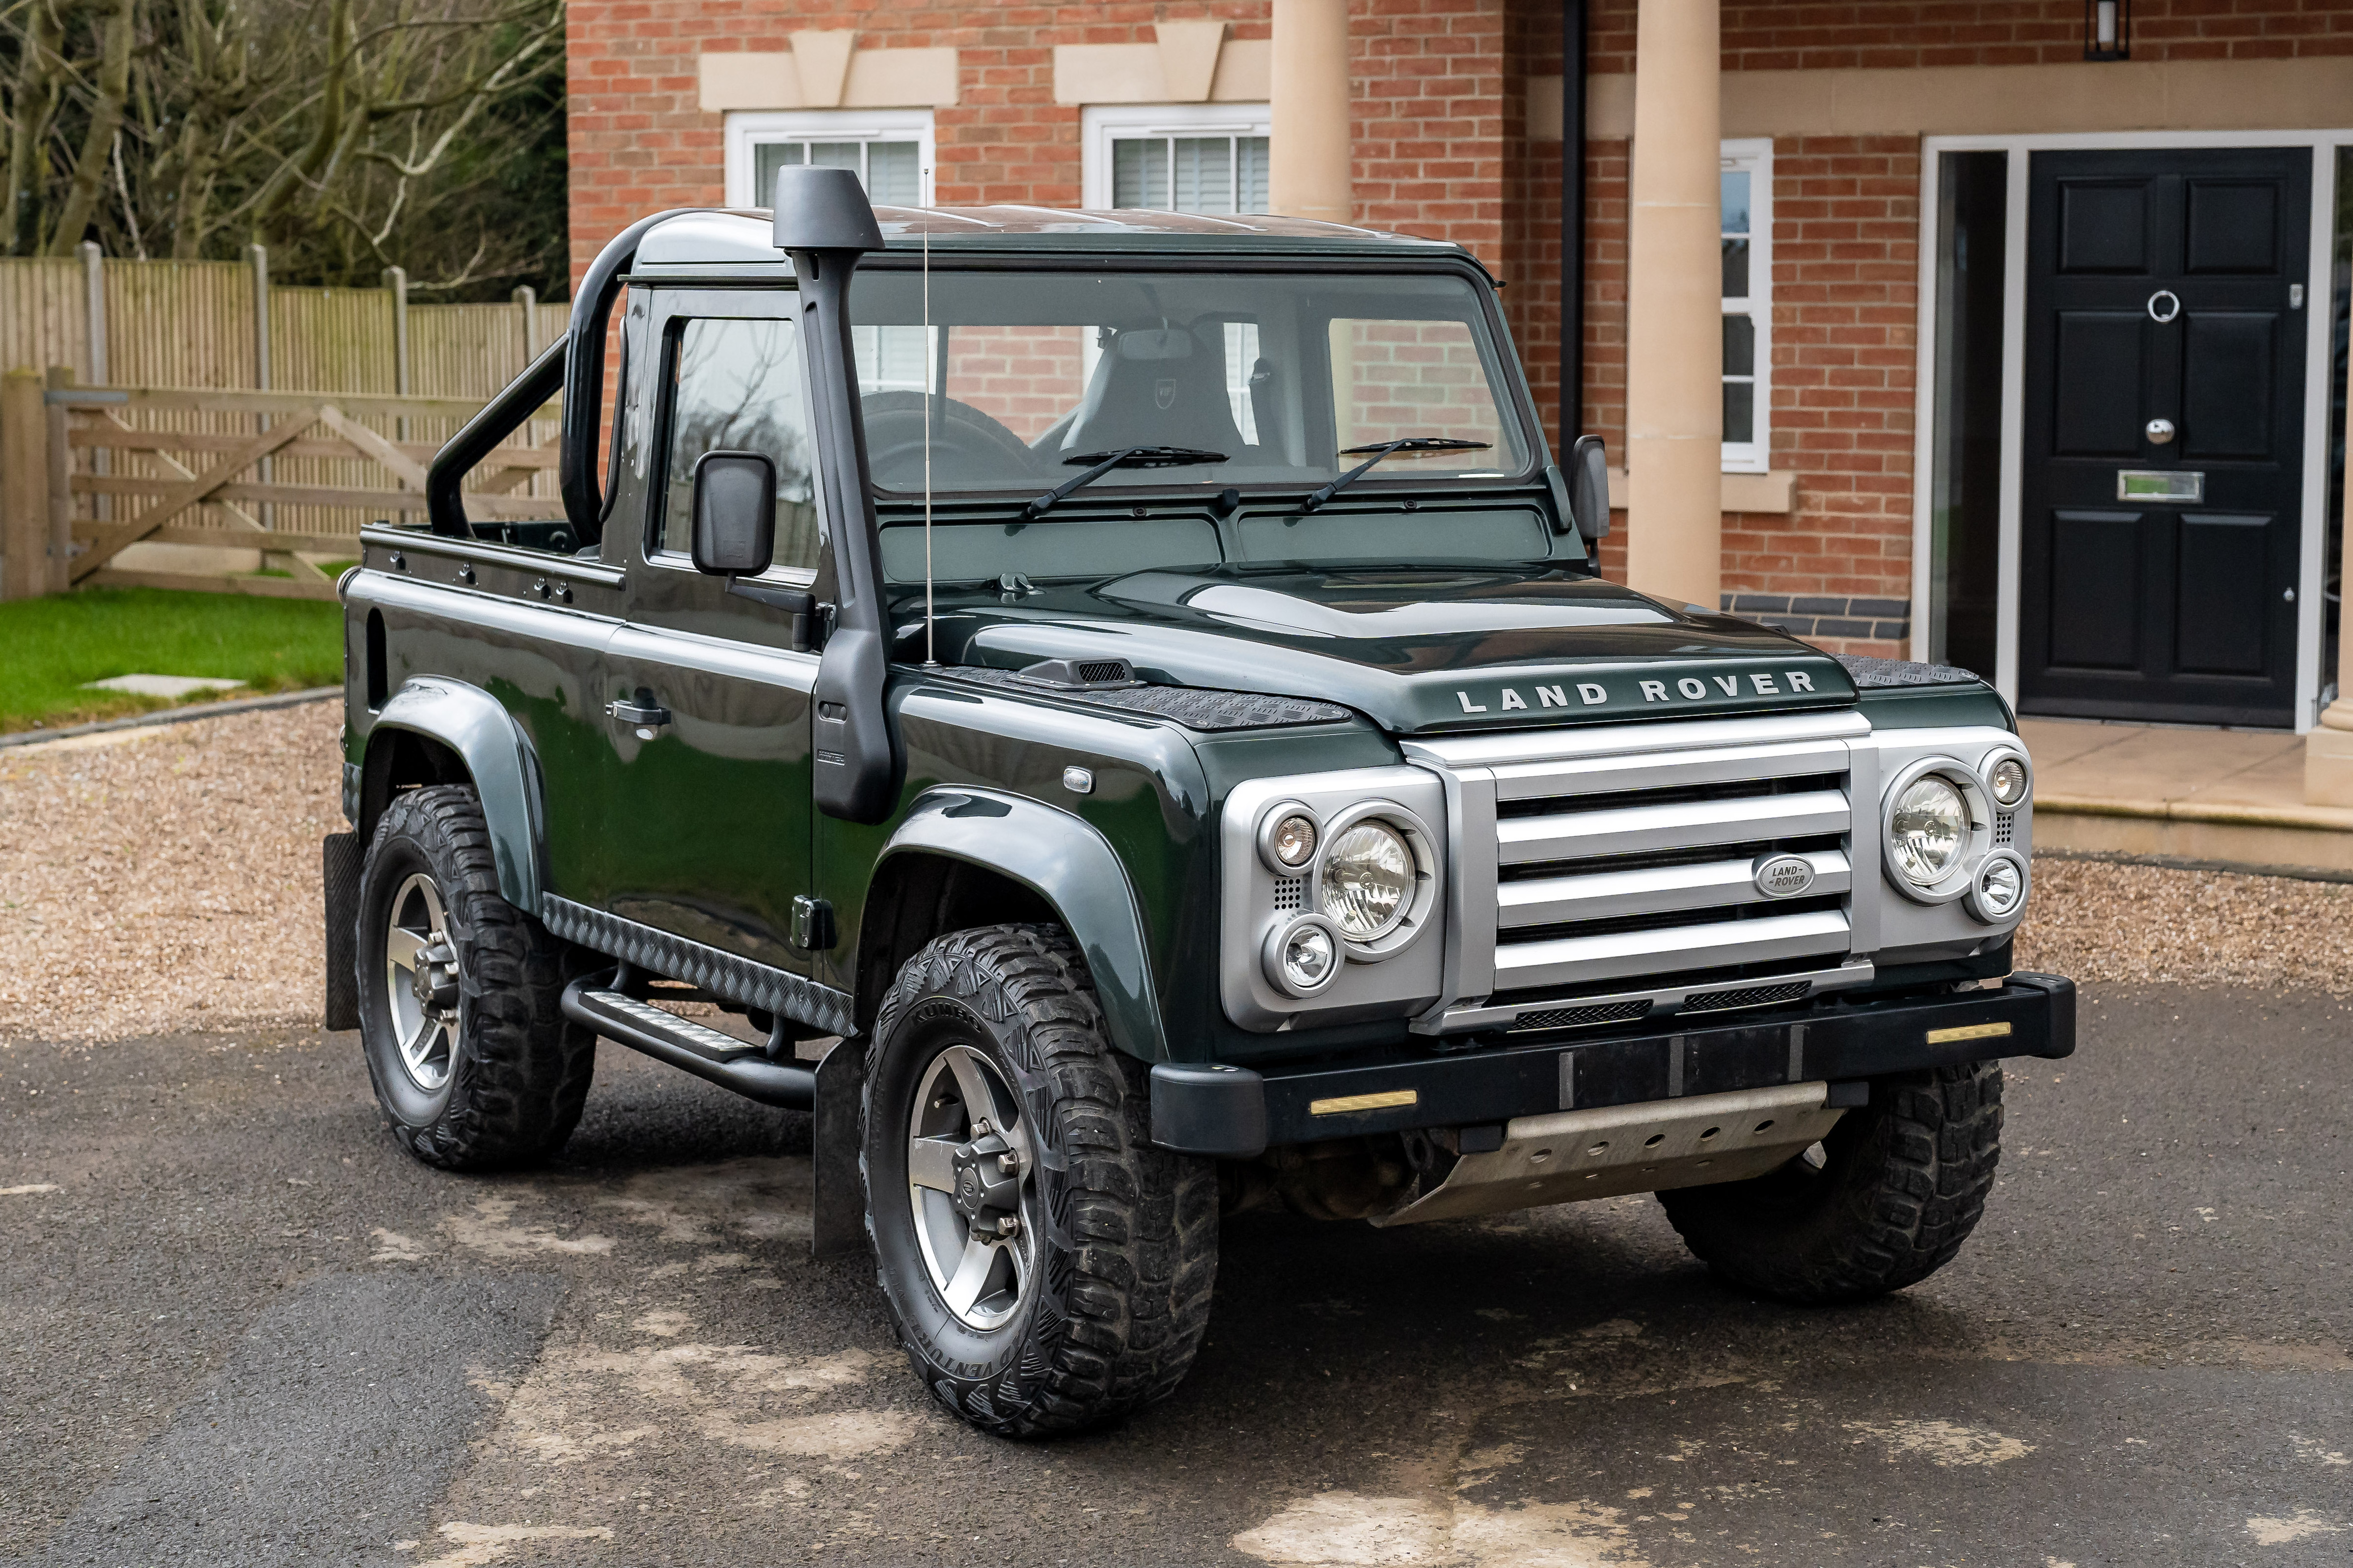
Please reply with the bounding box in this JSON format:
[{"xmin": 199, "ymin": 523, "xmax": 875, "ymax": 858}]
[{"xmin": 2020, "ymin": 146, "xmax": 2312, "ymax": 726}]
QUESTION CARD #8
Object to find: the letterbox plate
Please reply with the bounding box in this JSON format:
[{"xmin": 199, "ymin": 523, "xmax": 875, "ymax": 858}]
[{"xmin": 2117, "ymin": 469, "xmax": 2203, "ymax": 503}]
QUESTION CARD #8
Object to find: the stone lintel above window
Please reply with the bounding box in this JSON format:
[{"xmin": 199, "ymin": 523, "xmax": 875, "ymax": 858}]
[{"xmin": 700, "ymin": 42, "xmax": 958, "ymax": 113}]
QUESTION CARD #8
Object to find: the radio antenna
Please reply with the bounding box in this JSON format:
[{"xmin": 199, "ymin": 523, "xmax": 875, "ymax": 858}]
[{"xmin": 921, "ymin": 173, "xmax": 937, "ymax": 669}]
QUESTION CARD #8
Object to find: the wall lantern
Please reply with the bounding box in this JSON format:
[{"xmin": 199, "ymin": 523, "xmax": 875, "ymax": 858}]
[{"xmin": 2085, "ymin": 0, "xmax": 2129, "ymax": 60}]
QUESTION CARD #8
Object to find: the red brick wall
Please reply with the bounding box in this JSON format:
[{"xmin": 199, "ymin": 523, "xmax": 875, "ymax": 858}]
[
  {"xmin": 1735, "ymin": 135, "xmax": 1919, "ymax": 655},
  {"xmin": 1351, "ymin": 0, "xmax": 1508, "ymax": 267},
  {"xmin": 1548, "ymin": 128, "xmax": 1919, "ymax": 654},
  {"xmin": 570, "ymin": 0, "xmax": 1523, "ymax": 283},
  {"xmin": 1584, "ymin": 0, "xmax": 2353, "ymax": 70},
  {"xmin": 569, "ymin": 3, "xmax": 1278, "ymax": 282}
]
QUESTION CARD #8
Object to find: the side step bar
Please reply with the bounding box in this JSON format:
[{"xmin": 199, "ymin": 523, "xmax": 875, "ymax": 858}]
[{"xmin": 561, "ymin": 974, "xmax": 816, "ymax": 1109}]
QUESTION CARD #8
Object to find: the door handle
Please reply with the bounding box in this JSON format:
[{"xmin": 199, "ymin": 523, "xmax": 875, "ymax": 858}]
[
  {"xmin": 607, "ymin": 694, "xmax": 672, "ymax": 738},
  {"xmin": 2144, "ymin": 417, "xmax": 2176, "ymax": 445}
]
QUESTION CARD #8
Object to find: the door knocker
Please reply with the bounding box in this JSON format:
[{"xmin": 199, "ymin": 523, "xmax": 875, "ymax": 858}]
[{"xmin": 2146, "ymin": 289, "xmax": 2181, "ymax": 324}]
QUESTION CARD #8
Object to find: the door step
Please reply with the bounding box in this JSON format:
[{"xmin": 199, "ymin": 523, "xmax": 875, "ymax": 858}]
[{"xmin": 561, "ymin": 978, "xmax": 816, "ymax": 1109}]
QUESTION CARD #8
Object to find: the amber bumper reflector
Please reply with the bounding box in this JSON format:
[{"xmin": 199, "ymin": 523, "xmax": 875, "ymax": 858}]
[
  {"xmin": 1925, "ymin": 1020, "xmax": 2012, "ymax": 1045},
  {"xmin": 1309, "ymin": 1089, "xmax": 1419, "ymax": 1117}
]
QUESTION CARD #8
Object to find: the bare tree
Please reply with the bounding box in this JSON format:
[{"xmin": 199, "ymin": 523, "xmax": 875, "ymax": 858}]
[{"xmin": 0, "ymin": 0, "xmax": 567, "ymax": 295}]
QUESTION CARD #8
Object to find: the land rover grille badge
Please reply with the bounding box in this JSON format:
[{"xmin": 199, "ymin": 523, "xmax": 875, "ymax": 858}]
[{"xmin": 1752, "ymin": 853, "xmax": 1816, "ymax": 899}]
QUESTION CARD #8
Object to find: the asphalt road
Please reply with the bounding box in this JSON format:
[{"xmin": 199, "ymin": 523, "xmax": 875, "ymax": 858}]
[{"xmin": 2, "ymin": 984, "xmax": 2349, "ymax": 1568}]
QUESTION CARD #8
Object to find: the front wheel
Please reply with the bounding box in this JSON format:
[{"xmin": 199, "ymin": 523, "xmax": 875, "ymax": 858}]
[
  {"xmin": 1658, "ymin": 1060, "xmax": 2003, "ymax": 1304},
  {"xmin": 862, "ymin": 925, "xmax": 1218, "ymax": 1437}
]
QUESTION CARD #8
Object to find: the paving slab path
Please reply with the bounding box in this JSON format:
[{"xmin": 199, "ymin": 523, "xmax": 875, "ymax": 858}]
[{"xmin": 2, "ymin": 986, "xmax": 2348, "ymax": 1567}]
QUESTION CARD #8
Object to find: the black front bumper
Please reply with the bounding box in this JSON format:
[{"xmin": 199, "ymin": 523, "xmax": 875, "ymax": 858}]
[{"xmin": 1150, "ymin": 973, "xmax": 2075, "ymax": 1158}]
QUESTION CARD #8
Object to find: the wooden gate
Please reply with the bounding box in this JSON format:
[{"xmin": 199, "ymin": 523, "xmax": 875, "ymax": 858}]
[{"xmin": 29, "ymin": 382, "xmax": 562, "ymax": 602}]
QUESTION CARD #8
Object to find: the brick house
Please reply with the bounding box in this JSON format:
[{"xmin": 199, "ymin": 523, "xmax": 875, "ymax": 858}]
[{"xmin": 567, "ymin": 0, "xmax": 2353, "ymax": 740}]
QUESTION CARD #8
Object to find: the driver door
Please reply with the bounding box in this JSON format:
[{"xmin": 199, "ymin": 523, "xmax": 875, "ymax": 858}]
[{"xmin": 596, "ymin": 287, "xmax": 826, "ymax": 976}]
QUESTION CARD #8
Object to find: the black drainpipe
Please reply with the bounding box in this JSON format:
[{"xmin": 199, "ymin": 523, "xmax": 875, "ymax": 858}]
[{"xmin": 1561, "ymin": 0, "xmax": 1586, "ymax": 450}]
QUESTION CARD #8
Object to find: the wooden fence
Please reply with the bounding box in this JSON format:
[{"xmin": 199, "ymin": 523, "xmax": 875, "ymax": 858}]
[
  {"xmin": 0, "ymin": 380, "xmax": 565, "ymax": 603},
  {"xmin": 0, "ymin": 252, "xmax": 569, "ymax": 601}
]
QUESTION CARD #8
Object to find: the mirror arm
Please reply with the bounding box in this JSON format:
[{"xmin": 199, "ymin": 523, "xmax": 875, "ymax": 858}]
[
  {"xmin": 726, "ymin": 578, "xmax": 816, "ymax": 616},
  {"xmin": 1542, "ymin": 462, "xmax": 1576, "ymax": 536},
  {"xmin": 727, "ymin": 578, "xmax": 821, "ymax": 653}
]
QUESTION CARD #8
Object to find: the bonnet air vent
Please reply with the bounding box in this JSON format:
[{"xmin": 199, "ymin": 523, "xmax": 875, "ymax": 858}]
[{"xmin": 1016, "ymin": 657, "xmax": 1141, "ymax": 690}]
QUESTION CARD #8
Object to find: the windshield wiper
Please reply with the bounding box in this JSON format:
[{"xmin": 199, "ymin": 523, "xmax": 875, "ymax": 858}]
[
  {"xmin": 1301, "ymin": 436, "xmax": 1493, "ymax": 512},
  {"xmin": 1024, "ymin": 445, "xmax": 1228, "ymax": 520}
]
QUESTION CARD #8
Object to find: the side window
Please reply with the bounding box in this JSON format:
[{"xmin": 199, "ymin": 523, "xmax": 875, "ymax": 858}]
[
  {"xmin": 723, "ymin": 110, "xmax": 934, "ymax": 207},
  {"xmin": 1720, "ymin": 138, "xmax": 1773, "ymax": 473},
  {"xmin": 658, "ymin": 317, "xmax": 823, "ymax": 575}
]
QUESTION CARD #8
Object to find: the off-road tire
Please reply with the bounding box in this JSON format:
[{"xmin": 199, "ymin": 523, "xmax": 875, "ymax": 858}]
[
  {"xmin": 356, "ymin": 784, "xmax": 596, "ymax": 1170},
  {"xmin": 862, "ymin": 924, "xmax": 1218, "ymax": 1437},
  {"xmin": 1658, "ymin": 1060, "xmax": 2003, "ymax": 1304}
]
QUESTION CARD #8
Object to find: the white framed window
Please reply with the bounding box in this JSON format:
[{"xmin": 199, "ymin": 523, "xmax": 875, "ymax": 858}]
[
  {"xmin": 1080, "ymin": 103, "xmax": 1271, "ymax": 215},
  {"xmin": 1720, "ymin": 138, "xmax": 1773, "ymax": 474},
  {"xmin": 724, "ymin": 109, "xmax": 934, "ymax": 209}
]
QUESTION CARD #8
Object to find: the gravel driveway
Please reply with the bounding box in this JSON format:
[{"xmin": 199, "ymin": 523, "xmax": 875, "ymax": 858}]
[
  {"xmin": 3, "ymin": 697, "xmax": 2350, "ymax": 1045},
  {"xmin": 0, "ymin": 701, "xmax": 340, "ymax": 1043}
]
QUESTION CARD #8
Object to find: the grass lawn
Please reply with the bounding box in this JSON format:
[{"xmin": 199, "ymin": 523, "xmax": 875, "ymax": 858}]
[{"xmin": 0, "ymin": 587, "xmax": 343, "ymax": 735}]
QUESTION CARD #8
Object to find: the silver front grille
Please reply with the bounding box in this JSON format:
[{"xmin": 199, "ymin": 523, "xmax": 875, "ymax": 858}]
[{"xmin": 1405, "ymin": 711, "xmax": 1876, "ymax": 1032}]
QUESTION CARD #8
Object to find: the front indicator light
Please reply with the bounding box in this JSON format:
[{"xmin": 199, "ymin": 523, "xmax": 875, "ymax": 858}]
[
  {"xmin": 1888, "ymin": 774, "xmax": 1968, "ymax": 887},
  {"xmin": 1270, "ymin": 813, "xmax": 1317, "ymax": 869},
  {"xmin": 1987, "ymin": 755, "xmax": 2029, "ymax": 807}
]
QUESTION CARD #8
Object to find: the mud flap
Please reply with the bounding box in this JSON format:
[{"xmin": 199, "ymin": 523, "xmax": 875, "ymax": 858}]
[
  {"xmin": 810, "ymin": 1035, "xmax": 869, "ymax": 1260},
  {"xmin": 323, "ymin": 832, "xmax": 362, "ymax": 1032}
]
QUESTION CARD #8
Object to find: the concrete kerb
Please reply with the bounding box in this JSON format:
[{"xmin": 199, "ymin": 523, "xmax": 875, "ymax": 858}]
[
  {"xmin": 2033, "ymin": 793, "xmax": 2353, "ymax": 879},
  {"xmin": 0, "ymin": 686, "xmax": 339, "ymax": 752}
]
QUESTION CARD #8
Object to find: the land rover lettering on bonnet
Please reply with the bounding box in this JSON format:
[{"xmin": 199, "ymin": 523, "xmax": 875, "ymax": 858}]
[{"xmin": 323, "ymin": 168, "xmax": 2074, "ymax": 1440}]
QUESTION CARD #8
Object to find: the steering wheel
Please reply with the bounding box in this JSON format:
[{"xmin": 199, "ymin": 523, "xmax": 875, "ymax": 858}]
[{"xmin": 862, "ymin": 392, "xmax": 1041, "ymax": 490}]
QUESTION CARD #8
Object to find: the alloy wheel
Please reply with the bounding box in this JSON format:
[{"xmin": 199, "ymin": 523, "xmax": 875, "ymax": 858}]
[
  {"xmin": 383, "ymin": 872, "xmax": 460, "ymax": 1092},
  {"xmin": 905, "ymin": 1044, "xmax": 1038, "ymax": 1330}
]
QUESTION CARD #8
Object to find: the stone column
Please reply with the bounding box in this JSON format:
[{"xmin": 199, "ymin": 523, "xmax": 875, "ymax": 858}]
[
  {"xmin": 1622, "ymin": 0, "xmax": 1722, "ymax": 607},
  {"xmin": 1269, "ymin": 0, "xmax": 1351, "ymax": 224},
  {"xmin": 2304, "ymin": 343, "xmax": 2353, "ymax": 805}
]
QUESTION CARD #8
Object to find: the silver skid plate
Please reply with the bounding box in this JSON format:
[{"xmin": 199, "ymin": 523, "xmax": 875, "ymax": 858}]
[{"xmin": 1372, "ymin": 1082, "xmax": 1846, "ymax": 1226}]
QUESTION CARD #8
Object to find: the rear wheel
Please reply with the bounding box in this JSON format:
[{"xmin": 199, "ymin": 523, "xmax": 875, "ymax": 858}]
[
  {"xmin": 356, "ymin": 784, "xmax": 595, "ymax": 1170},
  {"xmin": 1658, "ymin": 1061, "xmax": 2003, "ymax": 1303},
  {"xmin": 862, "ymin": 924, "xmax": 1218, "ymax": 1437}
]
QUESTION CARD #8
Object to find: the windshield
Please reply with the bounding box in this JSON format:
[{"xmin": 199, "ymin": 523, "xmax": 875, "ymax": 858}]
[{"xmin": 846, "ymin": 269, "xmax": 1532, "ymax": 497}]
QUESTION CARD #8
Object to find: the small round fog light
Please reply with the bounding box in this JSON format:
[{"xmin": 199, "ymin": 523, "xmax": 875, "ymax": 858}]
[
  {"xmin": 1283, "ymin": 924, "xmax": 1335, "ymax": 989},
  {"xmin": 1270, "ymin": 813, "xmax": 1317, "ymax": 869},
  {"xmin": 1987, "ymin": 755, "xmax": 2029, "ymax": 807},
  {"xmin": 1262, "ymin": 915, "xmax": 1342, "ymax": 998},
  {"xmin": 1969, "ymin": 852, "xmax": 2026, "ymax": 922}
]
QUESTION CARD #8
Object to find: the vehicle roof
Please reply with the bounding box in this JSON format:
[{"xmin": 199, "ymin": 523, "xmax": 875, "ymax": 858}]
[{"xmin": 632, "ymin": 207, "xmax": 1470, "ymax": 270}]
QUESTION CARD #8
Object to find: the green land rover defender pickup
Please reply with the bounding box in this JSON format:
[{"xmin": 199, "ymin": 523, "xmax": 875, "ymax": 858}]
[{"xmin": 323, "ymin": 167, "xmax": 2074, "ymax": 1438}]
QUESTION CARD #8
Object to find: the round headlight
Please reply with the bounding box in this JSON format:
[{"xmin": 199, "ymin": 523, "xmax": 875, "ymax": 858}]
[
  {"xmin": 1319, "ymin": 820, "xmax": 1414, "ymax": 940},
  {"xmin": 1987, "ymin": 755, "xmax": 2029, "ymax": 808},
  {"xmin": 1972, "ymin": 853, "xmax": 2025, "ymax": 920},
  {"xmin": 1888, "ymin": 774, "xmax": 1969, "ymax": 886},
  {"xmin": 1269, "ymin": 813, "xmax": 1318, "ymax": 869}
]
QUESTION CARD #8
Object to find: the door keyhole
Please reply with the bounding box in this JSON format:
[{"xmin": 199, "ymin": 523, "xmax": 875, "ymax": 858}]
[{"xmin": 2144, "ymin": 418, "xmax": 2176, "ymax": 445}]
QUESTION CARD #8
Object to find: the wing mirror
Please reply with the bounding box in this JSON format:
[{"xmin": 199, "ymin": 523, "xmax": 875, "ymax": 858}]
[
  {"xmin": 690, "ymin": 448, "xmax": 821, "ymax": 647},
  {"xmin": 690, "ymin": 450, "xmax": 776, "ymax": 576},
  {"xmin": 1569, "ymin": 434, "xmax": 1610, "ymax": 544}
]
